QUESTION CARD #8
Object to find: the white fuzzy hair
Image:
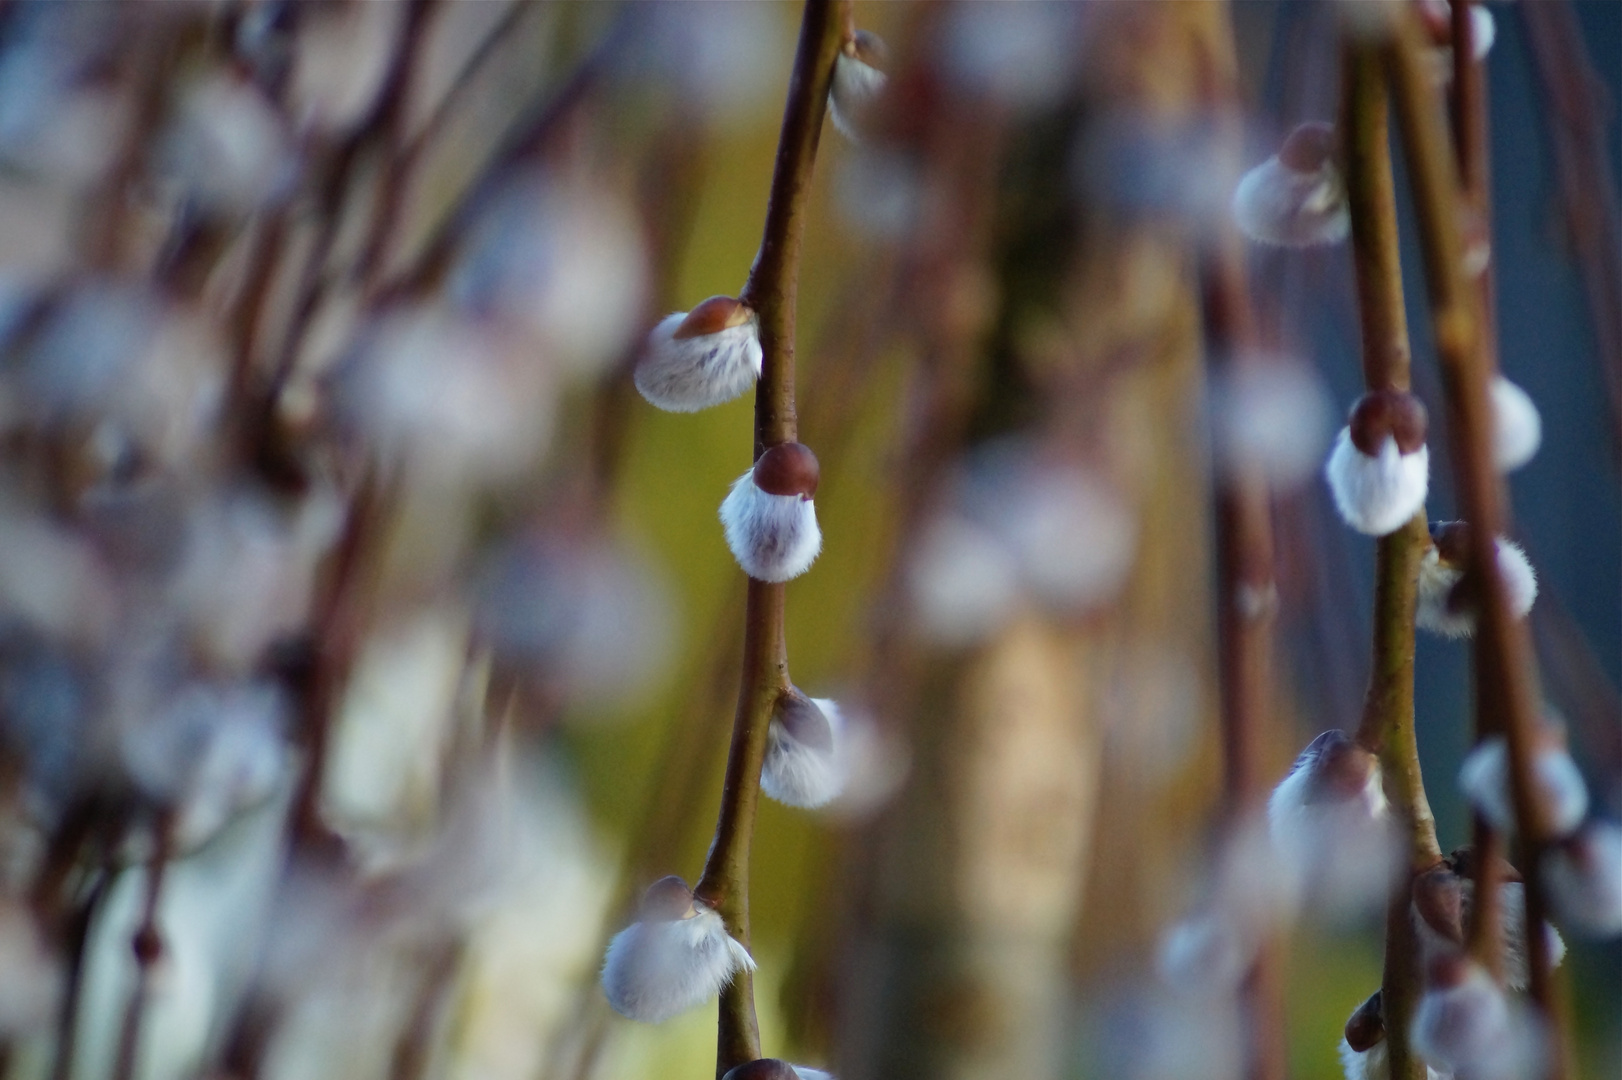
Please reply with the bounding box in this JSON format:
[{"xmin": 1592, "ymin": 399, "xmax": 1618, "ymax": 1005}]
[
  {"xmin": 634, "ymin": 312, "xmax": 762, "ymax": 413},
  {"xmin": 1338, "ymin": 1036, "xmax": 1452, "ymax": 1080},
  {"xmin": 1458, "ymin": 735, "xmax": 1587, "ymax": 839},
  {"xmin": 1412, "ymin": 877, "xmax": 1566, "ymax": 994},
  {"xmin": 761, "ymin": 698, "xmax": 845, "ymax": 809},
  {"xmin": 1410, "ymin": 963, "xmax": 1510, "ymax": 1074},
  {"xmin": 1545, "ymin": 821, "xmax": 1622, "ymax": 937},
  {"xmin": 1416, "ymin": 538, "xmax": 1536, "ymax": 638},
  {"xmin": 829, "ymin": 51, "xmax": 886, "ymax": 141},
  {"xmin": 1267, "ymin": 735, "xmax": 1395, "ymax": 916},
  {"xmin": 1232, "ymin": 155, "xmax": 1350, "ymax": 248},
  {"xmin": 1489, "ymin": 375, "xmax": 1541, "ymax": 473},
  {"xmin": 720, "ymin": 473, "xmax": 822, "ymax": 582},
  {"xmin": 1325, "ymin": 429, "xmax": 1429, "ymax": 537},
  {"xmin": 792, "ymin": 1069, "xmax": 835, "ymax": 1080},
  {"xmin": 600, "ymin": 903, "xmax": 755, "ymax": 1023}
]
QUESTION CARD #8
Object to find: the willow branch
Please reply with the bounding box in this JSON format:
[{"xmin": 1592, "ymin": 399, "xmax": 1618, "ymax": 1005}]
[
  {"xmin": 1341, "ymin": 40, "xmax": 1442, "ymax": 1080},
  {"xmin": 692, "ymin": 1, "xmax": 842, "ymax": 1074},
  {"xmin": 1383, "ymin": 11, "xmax": 1564, "ymax": 1056},
  {"xmin": 112, "ymin": 816, "xmax": 173, "ymax": 1080},
  {"xmin": 1199, "ymin": 8, "xmax": 1284, "ymax": 1079},
  {"xmin": 1521, "ymin": 0, "xmax": 1622, "ymax": 459}
]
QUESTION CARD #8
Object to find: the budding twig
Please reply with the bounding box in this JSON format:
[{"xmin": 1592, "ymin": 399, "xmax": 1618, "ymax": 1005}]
[
  {"xmin": 1383, "ymin": 12, "xmax": 1566, "ymax": 1072},
  {"xmin": 1198, "ymin": 7, "xmax": 1285, "ymax": 1079},
  {"xmin": 692, "ymin": 1, "xmax": 843, "ymax": 1074},
  {"xmin": 1340, "ymin": 40, "xmax": 1441, "ymax": 1080}
]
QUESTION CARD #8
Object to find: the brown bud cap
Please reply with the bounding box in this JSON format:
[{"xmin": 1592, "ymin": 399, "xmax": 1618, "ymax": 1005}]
[
  {"xmin": 1424, "ymin": 950, "xmax": 1476, "ymax": 990},
  {"xmin": 847, "ymin": 28, "xmax": 890, "ymax": 71},
  {"xmin": 133, "ymin": 926, "xmax": 164, "ymax": 965},
  {"xmin": 1348, "ymin": 389, "xmax": 1427, "ymax": 455},
  {"xmin": 1278, "ymin": 121, "xmax": 1336, "ymax": 173},
  {"xmin": 1301, "ymin": 729, "xmax": 1378, "ymax": 803},
  {"xmin": 640, "ymin": 875, "xmax": 696, "ymax": 921},
  {"xmin": 1413, "ymin": 865, "xmax": 1466, "ymax": 944},
  {"xmin": 722, "ymin": 1061, "xmax": 800, "ymax": 1080},
  {"xmin": 1446, "ymin": 845, "xmax": 1522, "ymax": 884},
  {"xmin": 1417, "ymin": 1, "xmax": 1453, "ymax": 46},
  {"xmin": 1344, "ymin": 990, "xmax": 1386, "ymax": 1053},
  {"xmin": 774, "ymin": 689, "xmax": 834, "ymax": 753},
  {"xmin": 672, "ymin": 296, "xmax": 753, "ymax": 341},
  {"xmin": 752, "ymin": 442, "xmax": 820, "ymax": 498},
  {"xmin": 1429, "ymin": 520, "xmax": 1473, "ymax": 565}
]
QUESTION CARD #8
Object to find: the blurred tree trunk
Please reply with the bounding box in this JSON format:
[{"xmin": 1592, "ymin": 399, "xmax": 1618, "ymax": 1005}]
[{"xmin": 836, "ymin": 6, "xmax": 1223, "ymax": 1079}]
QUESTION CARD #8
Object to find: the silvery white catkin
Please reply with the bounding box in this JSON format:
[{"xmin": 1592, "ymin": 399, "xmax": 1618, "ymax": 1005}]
[
  {"xmin": 1496, "ymin": 880, "xmax": 1567, "ymax": 992},
  {"xmin": 1411, "ymin": 866, "xmax": 1565, "ymax": 994},
  {"xmin": 1544, "ymin": 821, "xmax": 1622, "ymax": 937},
  {"xmin": 761, "ymin": 696, "xmax": 845, "ymax": 810},
  {"xmin": 721, "ymin": 1062, "xmax": 836, "ymax": 1080},
  {"xmin": 1325, "ymin": 428, "xmax": 1430, "ymax": 537},
  {"xmin": 1458, "ymin": 734, "xmax": 1588, "ymax": 838},
  {"xmin": 633, "ymin": 299, "xmax": 763, "ymax": 412},
  {"xmin": 1489, "ymin": 375, "xmax": 1541, "ymax": 473},
  {"xmin": 719, "ymin": 443, "xmax": 822, "ymax": 583},
  {"xmin": 600, "ymin": 878, "xmax": 755, "ymax": 1023},
  {"xmin": 1415, "ymin": 537, "xmax": 1537, "ymax": 639},
  {"xmin": 1267, "ymin": 730, "xmax": 1397, "ymax": 915},
  {"xmin": 1410, "ymin": 957, "xmax": 1511, "ymax": 1075},
  {"xmin": 1232, "ymin": 122, "xmax": 1350, "ymax": 248},
  {"xmin": 1337, "ymin": 1038, "xmax": 1450, "ymax": 1080},
  {"xmin": 828, "ymin": 30, "xmax": 887, "ymax": 141}
]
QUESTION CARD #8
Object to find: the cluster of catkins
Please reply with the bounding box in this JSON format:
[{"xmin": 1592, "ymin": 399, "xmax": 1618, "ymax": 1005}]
[
  {"xmin": 1226, "ymin": 10, "xmax": 1622, "ymax": 1079},
  {"xmin": 598, "ymin": 26, "xmax": 892, "ymax": 1072},
  {"xmin": 1236, "ymin": 114, "xmax": 1541, "ymax": 643}
]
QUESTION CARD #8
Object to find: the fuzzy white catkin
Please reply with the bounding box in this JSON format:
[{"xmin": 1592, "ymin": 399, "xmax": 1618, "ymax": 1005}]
[
  {"xmin": 1267, "ymin": 737, "xmax": 1396, "ymax": 915},
  {"xmin": 1338, "ymin": 1037, "xmax": 1451, "ymax": 1080},
  {"xmin": 1490, "ymin": 375, "xmax": 1541, "ymax": 473},
  {"xmin": 761, "ymin": 698, "xmax": 845, "ymax": 809},
  {"xmin": 719, "ymin": 472, "xmax": 822, "ymax": 582},
  {"xmin": 600, "ymin": 905, "xmax": 755, "ymax": 1023},
  {"xmin": 906, "ymin": 514, "xmax": 1021, "ymax": 645},
  {"xmin": 1325, "ymin": 429, "xmax": 1430, "ymax": 536},
  {"xmin": 1497, "ymin": 881, "xmax": 1567, "ymax": 992},
  {"xmin": 1544, "ymin": 821, "xmax": 1622, "ymax": 937},
  {"xmin": 829, "ymin": 50, "xmax": 885, "ymax": 141},
  {"xmin": 1410, "ymin": 965, "xmax": 1510, "ymax": 1074},
  {"xmin": 634, "ymin": 313, "xmax": 762, "ymax": 412},
  {"xmin": 1415, "ymin": 539, "xmax": 1537, "ymax": 638},
  {"xmin": 1458, "ymin": 735, "xmax": 1588, "ymax": 838},
  {"xmin": 1232, "ymin": 156, "xmax": 1350, "ymax": 248}
]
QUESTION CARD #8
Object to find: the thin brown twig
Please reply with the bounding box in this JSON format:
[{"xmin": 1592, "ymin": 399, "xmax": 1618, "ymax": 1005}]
[
  {"xmin": 691, "ymin": 0, "xmax": 842, "ymax": 1073},
  {"xmin": 1199, "ymin": 8, "xmax": 1285, "ymax": 1080},
  {"xmin": 1520, "ymin": 0, "xmax": 1622, "ymax": 460},
  {"xmin": 1340, "ymin": 39, "xmax": 1442, "ymax": 1080},
  {"xmin": 1383, "ymin": 13, "xmax": 1566, "ymax": 1075},
  {"xmin": 112, "ymin": 814, "xmax": 175, "ymax": 1080}
]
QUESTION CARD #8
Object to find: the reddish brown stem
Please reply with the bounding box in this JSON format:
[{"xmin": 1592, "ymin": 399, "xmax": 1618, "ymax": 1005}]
[{"xmin": 693, "ymin": 1, "xmax": 843, "ymax": 1074}]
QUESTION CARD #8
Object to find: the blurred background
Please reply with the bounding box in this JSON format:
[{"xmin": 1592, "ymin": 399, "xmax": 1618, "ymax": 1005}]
[{"xmin": 0, "ymin": 2, "xmax": 1614, "ymax": 1080}]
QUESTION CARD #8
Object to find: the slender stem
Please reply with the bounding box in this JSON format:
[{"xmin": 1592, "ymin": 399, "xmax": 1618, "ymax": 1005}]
[
  {"xmin": 693, "ymin": 2, "xmax": 841, "ymax": 1073},
  {"xmin": 1521, "ymin": 0, "xmax": 1622, "ymax": 459},
  {"xmin": 1384, "ymin": 13, "xmax": 1564, "ymax": 1066},
  {"xmin": 113, "ymin": 816, "xmax": 174, "ymax": 1080},
  {"xmin": 1340, "ymin": 41, "xmax": 1441, "ymax": 1080},
  {"xmin": 1199, "ymin": 9, "xmax": 1283, "ymax": 1079}
]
